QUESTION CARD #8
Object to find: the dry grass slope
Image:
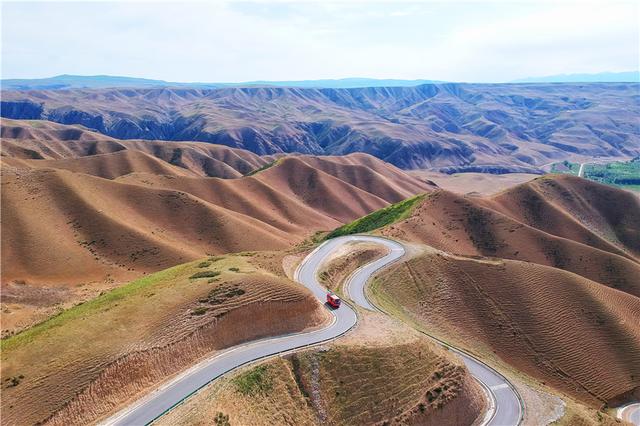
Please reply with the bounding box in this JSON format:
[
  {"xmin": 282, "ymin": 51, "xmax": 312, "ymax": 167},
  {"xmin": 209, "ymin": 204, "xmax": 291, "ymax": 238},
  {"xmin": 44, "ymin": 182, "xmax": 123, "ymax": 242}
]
[
  {"xmin": 157, "ymin": 340, "xmax": 485, "ymax": 426},
  {"xmin": 380, "ymin": 177, "xmax": 640, "ymax": 298},
  {"xmin": 0, "ymin": 252, "xmax": 328, "ymax": 426},
  {"xmin": 1, "ymin": 124, "xmax": 432, "ymax": 333},
  {"xmin": 317, "ymin": 242, "xmax": 389, "ymax": 293},
  {"xmin": 372, "ymin": 251, "xmax": 640, "ymax": 408}
]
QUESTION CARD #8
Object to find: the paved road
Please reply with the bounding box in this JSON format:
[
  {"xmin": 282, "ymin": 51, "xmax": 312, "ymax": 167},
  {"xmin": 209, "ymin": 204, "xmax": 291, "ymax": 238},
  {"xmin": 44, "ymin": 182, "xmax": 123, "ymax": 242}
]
[
  {"xmin": 342, "ymin": 236, "xmax": 523, "ymax": 426},
  {"xmin": 102, "ymin": 235, "xmax": 522, "ymax": 425},
  {"xmin": 618, "ymin": 403, "xmax": 640, "ymax": 425},
  {"xmin": 578, "ymin": 162, "xmax": 586, "ymax": 177},
  {"xmin": 101, "ymin": 238, "xmax": 363, "ymax": 425}
]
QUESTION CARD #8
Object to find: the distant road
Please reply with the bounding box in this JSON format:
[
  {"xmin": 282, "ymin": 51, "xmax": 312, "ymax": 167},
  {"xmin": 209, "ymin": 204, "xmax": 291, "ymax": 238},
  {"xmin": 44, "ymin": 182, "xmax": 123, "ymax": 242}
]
[
  {"xmin": 578, "ymin": 163, "xmax": 586, "ymax": 177},
  {"xmin": 101, "ymin": 235, "xmax": 522, "ymax": 425},
  {"xmin": 618, "ymin": 403, "xmax": 640, "ymax": 425}
]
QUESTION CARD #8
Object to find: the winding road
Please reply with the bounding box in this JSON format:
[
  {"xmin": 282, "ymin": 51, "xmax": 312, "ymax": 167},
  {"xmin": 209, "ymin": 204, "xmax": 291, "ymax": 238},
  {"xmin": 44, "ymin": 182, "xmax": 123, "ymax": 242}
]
[
  {"xmin": 102, "ymin": 235, "xmax": 522, "ymax": 426},
  {"xmin": 618, "ymin": 403, "xmax": 640, "ymax": 425}
]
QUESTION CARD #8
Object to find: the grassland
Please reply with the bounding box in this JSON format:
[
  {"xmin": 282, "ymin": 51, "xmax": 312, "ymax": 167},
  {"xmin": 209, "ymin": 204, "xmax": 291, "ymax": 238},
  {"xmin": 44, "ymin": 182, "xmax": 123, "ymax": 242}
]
[
  {"xmin": 1, "ymin": 263, "xmax": 190, "ymax": 352},
  {"xmin": 325, "ymin": 193, "xmax": 426, "ymax": 239},
  {"xmin": 551, "ymin": 158, "xmax": 640, "ymax": 192},
  {"xmin": 583, "ymin": 159, "xmax": 640, "ymax": 191}
]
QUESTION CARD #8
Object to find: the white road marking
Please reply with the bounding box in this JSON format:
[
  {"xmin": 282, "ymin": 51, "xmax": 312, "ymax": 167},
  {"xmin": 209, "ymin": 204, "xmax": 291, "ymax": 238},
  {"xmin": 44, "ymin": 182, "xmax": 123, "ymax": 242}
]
[{"xmin": 491, "ymin": 383, "xmax": 510, "ymax": 391}]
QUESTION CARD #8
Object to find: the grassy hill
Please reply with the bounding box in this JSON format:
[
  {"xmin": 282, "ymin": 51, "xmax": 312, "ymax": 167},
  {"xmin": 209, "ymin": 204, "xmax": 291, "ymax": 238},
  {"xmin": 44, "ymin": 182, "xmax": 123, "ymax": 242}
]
[
  {"xmin": 1, "ymin": 251, "xmax": 327, "ymax": 426},
  {"xmin": 326, "ymin": 194, "xmax": 426, "ymax": 239}
]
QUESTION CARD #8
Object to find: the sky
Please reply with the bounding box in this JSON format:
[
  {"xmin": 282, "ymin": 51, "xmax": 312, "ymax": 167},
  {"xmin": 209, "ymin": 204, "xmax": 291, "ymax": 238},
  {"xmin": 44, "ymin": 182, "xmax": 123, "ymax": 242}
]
[{"xmin": 1, "ymin": 0, "xmax": 639, "ymax": 83}]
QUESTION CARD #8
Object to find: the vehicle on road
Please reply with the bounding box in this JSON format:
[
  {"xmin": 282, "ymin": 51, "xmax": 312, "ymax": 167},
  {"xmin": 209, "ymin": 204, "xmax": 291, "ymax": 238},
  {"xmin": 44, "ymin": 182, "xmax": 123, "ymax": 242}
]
[{"xmin": 326, "ymin": 293, "xmax": 341, "ymax": 308}]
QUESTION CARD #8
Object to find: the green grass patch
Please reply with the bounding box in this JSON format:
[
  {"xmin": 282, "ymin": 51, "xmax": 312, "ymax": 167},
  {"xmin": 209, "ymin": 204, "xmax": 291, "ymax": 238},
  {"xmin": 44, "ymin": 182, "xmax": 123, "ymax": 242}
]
[
  {"xmin": 245, "ymin": 159, "xmax": 280, "ymax": 176},
  {"xmin": 233, "ymin": 365, "xmax": 273, "ymax": 396},
  {"xmin": 583, "ymin": 159, "xmax": 640, "ymax": 191},
  {"xmin": 1, "ymin": 263, "xmax": 190, "ymax": 351},
  {"xmin": 197, "ymin": 261, "xmax": 212, "ymax": 268},
  {"xmin": 551, "ymin": 158, "xmax": 640, "ymax": 192},
  {"xmin": 326, "ymin": 194, "xmax": 426, "ymax": 239},
  {"xmin": 191, "ymin": 306, "xmax": 208, "ymax": 316},
  {"xmin": 228, "ymin": 267, "xmax": 240, "ymax": 272},
  {"xmin": 189, "ymin": 271, "xmax": 221, "ymax": 279}
]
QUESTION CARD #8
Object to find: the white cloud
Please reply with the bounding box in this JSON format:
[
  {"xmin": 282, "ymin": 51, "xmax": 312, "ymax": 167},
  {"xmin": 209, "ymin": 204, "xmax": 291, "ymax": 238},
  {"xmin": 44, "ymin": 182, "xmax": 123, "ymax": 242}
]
[{"xmin": 1, "ymin": 1, "xmax": 638, "ymax": 82}]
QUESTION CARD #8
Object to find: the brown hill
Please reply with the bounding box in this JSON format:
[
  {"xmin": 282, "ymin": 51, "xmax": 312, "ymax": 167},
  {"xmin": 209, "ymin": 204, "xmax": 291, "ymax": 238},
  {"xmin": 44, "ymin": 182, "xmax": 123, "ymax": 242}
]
[
  {"xmin": 0, "ymin": 253, "xmax": 328, "ymax": 426},
  {"xmin": 381, "ymin": 176, "xmax": 640, "ymax": 297},
  {"xmin": 488, "ymin": 175, "xmax": 640, "ymax": 260},
  {"xmin": 1, "ymin": 165, "xmax": 294, "ymax": 286},
  {"xmin": 1, "ymin": 132, "xmax": 433, "ymax": 334},
  {"xmin": 17, "ymin": 149, "xmax": 196, "ymax": 179},
  {"xmin": 373, "ymin": 251, "xmax": 640, "ymax": 408},
  {"xmin": 1, "ymin": 119, "xmax": 268, "ymax": 178},
  {"xmin": 359, "ymin": 174, "xmax": 640, "ymax": 407}
]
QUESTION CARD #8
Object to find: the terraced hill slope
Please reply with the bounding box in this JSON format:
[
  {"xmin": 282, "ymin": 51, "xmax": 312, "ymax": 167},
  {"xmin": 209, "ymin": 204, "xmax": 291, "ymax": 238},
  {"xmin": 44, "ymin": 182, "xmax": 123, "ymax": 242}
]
[
  {"xmin": 157, "ymin": 314, "xmax": 486, "ymax": 426},
  {"xmin": 380, "ymin": 176, "xmax": 640, "ymax": 297},
  {"xmin": 350, "ymin": 175, "xmax": 640, "ymax": 408},
  {"xmin": 373, "ymin": 251, "xmax": 640, "ymax": 408}
]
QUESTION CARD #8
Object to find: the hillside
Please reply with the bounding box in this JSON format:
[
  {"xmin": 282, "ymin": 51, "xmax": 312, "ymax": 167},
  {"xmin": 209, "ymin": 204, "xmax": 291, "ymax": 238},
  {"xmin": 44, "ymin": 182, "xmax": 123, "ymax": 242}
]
[
  {"xmin": 338, "ymin": 174, "xmax": 640, "ymax": 408},
  {"xmin": 157, "ymin": 306, "xmax": 486, "ymax": 426},
  {"xmin": 1, "ymin": 118, "xmax": 270, "ymax": 178},
  {"xmin": 0, "ymin": 124, "xmax": 433, "ymax": 334},
  {"xmin": 372, "ymin": 251, "xmax": 640, "ymax": 408},
  {"xmin": 2, "ymin": 83, "xmax": 638, "ymax": 170},
  {"xmin": 378, "ymin": 176, "xmax": 640, "ymax": 297},
  {"xmin": 0, "ymin": 252, "xmax": 329, "ymax": 426}
]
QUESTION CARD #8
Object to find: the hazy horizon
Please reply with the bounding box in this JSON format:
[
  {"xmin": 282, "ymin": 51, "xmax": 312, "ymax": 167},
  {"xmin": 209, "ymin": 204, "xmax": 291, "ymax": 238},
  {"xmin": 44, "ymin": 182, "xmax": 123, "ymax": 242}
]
[{"xmin": 2, "ymin": 70, "xmax": 640, "ymax": 86}]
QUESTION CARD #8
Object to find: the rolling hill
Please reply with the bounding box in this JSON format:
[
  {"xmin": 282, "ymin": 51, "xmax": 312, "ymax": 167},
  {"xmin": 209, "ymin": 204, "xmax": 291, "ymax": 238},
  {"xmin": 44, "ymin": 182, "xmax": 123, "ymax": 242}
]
[
  {"xmin": 1, "ymin": 119, "xmax": 271, "ymax": 178},
  {"xmin": 346, "ymin": 175, "xmax": 640, "ymax": 408},
  {"xmin": 373, "ymin": 251, "xmax": 640, "ymax": 408},
  {"xmin": 2, "ymin": 83, "xmax": 638, "ymax": 170},
  {"xmin": 0, "ymin": 120, "xmax": 433, "ymax": 334},
  {"xmin": 377, "ymin": 176, "xmax": 640, "ymax": 296},
  {"xmin": 0, "ymin": 252, "xmax": 329, "ymax": 426}
]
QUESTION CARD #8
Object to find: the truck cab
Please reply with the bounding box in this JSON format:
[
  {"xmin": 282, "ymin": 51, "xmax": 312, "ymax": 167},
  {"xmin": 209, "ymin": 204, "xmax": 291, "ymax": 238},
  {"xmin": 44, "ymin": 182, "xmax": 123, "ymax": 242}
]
[{"xmin": 326, "ymin": 293, "xmax": 341, "ymax": 308}]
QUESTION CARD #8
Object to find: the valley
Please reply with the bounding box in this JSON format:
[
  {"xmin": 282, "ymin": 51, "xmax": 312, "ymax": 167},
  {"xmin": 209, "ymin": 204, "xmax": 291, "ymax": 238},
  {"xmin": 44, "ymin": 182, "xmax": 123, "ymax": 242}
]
[
  {"xmin": 2, "ymin": 83, "xmax": 639, "ymax": 171},
  {"xmin": 3, "ymin": 1, "xmax": 639, "ymax": 424},
  {"xmin": 1, "ymin": 89, "xmax": 639, "ymax": 426}
]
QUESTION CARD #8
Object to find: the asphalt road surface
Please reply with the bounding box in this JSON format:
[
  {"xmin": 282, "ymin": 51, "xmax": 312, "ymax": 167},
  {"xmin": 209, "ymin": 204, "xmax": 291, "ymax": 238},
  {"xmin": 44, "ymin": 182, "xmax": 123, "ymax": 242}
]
[
  {"xmin": 102, "ymin": 235, "xmax": 522, "ymax": 425},
  {"xmin": 618, "ymin": 403, "xmax": 640, "ymax": 425},
  {"xmin": 341, "ymin": 236, "xmax": 522, "ymax": 426}
]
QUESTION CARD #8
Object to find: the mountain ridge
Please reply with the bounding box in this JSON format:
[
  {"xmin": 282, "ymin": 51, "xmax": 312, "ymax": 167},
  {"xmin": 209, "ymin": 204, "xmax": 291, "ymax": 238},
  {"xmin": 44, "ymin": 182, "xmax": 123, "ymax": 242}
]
[
  {"xmin": 3, "ymin": 72, "xmax": 637, "ymax": 91},
  {"xmin": 3, "ymin": 82, "xmax": 638, "ymax": 170}
]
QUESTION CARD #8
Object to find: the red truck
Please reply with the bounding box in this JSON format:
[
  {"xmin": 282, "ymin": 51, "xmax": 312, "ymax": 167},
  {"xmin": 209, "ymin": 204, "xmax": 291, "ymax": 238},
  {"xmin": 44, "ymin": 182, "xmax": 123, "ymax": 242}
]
[{"xmin": 326, "ymin": 293, "xmax": 341, "ymax": 308}]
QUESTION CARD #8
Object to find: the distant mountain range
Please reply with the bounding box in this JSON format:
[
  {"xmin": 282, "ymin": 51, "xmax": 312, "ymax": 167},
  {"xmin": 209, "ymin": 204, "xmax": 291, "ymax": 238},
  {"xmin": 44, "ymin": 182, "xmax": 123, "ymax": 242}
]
[
  {"xmin": 2, "ymin": 71, "xmax": 638, "ymax": 91},
  {"xmin": 0, "ymin": 75, "xmax": 440, "ymax": 91},
  {"xmin": 2, "ymin": 82, "xmax": 638, "ymax": 171}
]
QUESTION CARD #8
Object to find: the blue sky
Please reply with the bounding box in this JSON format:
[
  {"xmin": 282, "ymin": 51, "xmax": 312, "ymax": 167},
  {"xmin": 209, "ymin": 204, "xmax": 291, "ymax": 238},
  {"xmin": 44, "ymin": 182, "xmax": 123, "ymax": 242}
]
[{"xmin": 1, "ymin": 1, "xmax": 638, "ymax": 82}]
